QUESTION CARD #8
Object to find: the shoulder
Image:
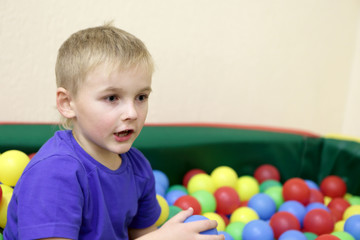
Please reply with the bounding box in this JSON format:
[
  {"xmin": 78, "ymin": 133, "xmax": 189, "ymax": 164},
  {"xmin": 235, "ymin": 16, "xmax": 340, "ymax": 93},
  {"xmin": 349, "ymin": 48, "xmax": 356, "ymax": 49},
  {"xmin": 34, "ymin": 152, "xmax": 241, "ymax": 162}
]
[{"xmin": 124, "ymin": 147, "xmax": 153, "ymax": 179}]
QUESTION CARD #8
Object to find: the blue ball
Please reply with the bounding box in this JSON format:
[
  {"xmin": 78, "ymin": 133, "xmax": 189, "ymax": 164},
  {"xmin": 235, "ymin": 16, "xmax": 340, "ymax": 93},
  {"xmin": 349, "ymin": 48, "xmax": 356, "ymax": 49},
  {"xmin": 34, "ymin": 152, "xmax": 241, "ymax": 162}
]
[
  {"xmin": 165, "ymin": 189, "xmax": 187, "ymax": 206},
  {"xmin": 279, "ymin": 230, "xmax": 307, "ymax": 240},
  {"xmin": 218, "ymin": 231, "xmax": 234, "ymax": 240},
  {"xmin": 155, "ymin": 182, "xmax": 166, "ymax": 197},
  {"xmin": 305, "ymin": 179, "xmax": 319, "ymax": 190},
  {"xmin": 184, "ymin": 215, "xmax": 218, "ymax": 235},
  {"xmin": 247, "ymin": 193, "xmax": 276, "ymax": 220},
  {"xmin": 153, "ymin": 170, "xmax": 169, "ymax": 191},
  {"xmin": 305, "ymin": 202, "xmax": 329, "ymax": 213},
  {"xmin": 278, "ymin": 201, "xmax": 306, "ymax": 227},
  {"xmin": 242, "ymin": 220, "xmax": 274, "ymax": 240},
  {"xmin": 344, "ymin": 214, "xmax": 360, "ymax": 240}
]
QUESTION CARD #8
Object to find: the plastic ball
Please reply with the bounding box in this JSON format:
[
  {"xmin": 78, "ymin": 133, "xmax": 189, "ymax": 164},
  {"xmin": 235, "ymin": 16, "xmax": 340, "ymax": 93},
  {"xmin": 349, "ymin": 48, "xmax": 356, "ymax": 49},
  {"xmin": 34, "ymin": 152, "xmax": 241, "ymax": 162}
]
[
  {"xmin": 225, "ymin": 222, "xmax": 245, "ymax": 240},
  {"xmin": 184, "ymin": 215, "xmax": 218, "ymax": 235},
  {"xmin": 247, "ymin": 193, "xmax": 276, "ymax": 221},
  {"xmin": 28, "ymin": 152, "xmax": 37, "ymax": 160},
  {"xmin": 344, "ymin": 214, "xmax": 360, "ymax": 240},
  {"xmin": 190, "ymin": 190, "xmax": 216, "ymax": 213},
  {"xmin": 334, "ymin": 220, "xmax": 345, "ymax": 232},
  {"xmin": 279, "ymin": 230, "xmax": 307, "ymax": 240},
  {"xmin": 331, "ymin": 231, "xmax": 355, "ymax": 240},
  {"xmin": 242, "ymin": 220, "xmax": 274, "ymax": 240},
  {"xmin": 0, "ymin": 150, "xmax": 30, "ymax": 187},
  {"xmin": 278, "ymin": 200, "xmax": 306, "ymax": 227},
  {"xmin": 315, "ymin": 234, "xmax": 340, "ymax": 240},
  {"xmin": 254, "ymin": 164, "xmax": 280, "ymax": 184},
  {"xmin": 202, "ymin": 212, "xmax": 226, "ymax": 231},
  {"xmin": 153, "ymin": 170, "xmax": 169, "ymax": 191},
  {"xmin": 230, "ymin": 207, "xmax": 259, "ymax": 224},
  {"xmin": 305, "ymin": 179, "xmax": 320, "ymax": 190},
  {"xmin": 167, "ymin": 184, "xmax": 188, "ymax": 194},
  {"xmin": 167, "ymin": 205, "xmax": 182, "ymax": 220},
  {"xmin": 260, "ymin": 179, "xmax": 282, "ymax": 192},
  {"xmin": 343, "ymin": 205, "xmax": 360, "ymax": 220},
  {"xmin": 173, "ymin": 195, "xmax": 202, "ymax": 215},
  {"xmin": 187, "ymin": 173, "xmax": 215, "ymax": 194},
  {"xmin": 0, "ymin": 191, "xmax": 12, "ymax": 228},
  {"xmin": 218, "ymin": 231, "xmax": 234, "ymax": 240},
  {"xmin": 155, "ymin": 194, "xmax": 169, "ymax": 226},
  {"xmin": 309, "ymin": 189, "xmax": 324, "ymax": 204},
  {"xmin": 155, "ymin": 182, "xmax": 166, "ymax": 197},
  {"xmin": 211, "ymin": 166, "xmax": 238, "ymax": 189},
  {"xmin": 269, "ymin": 211, "xmax": 301, "ymax": 239},
  {"xmin": 320, "ymin": 175, "xmax": 347, "ymax": 198},
  {"xmin": 282, "ymin": 178, "xmax": 310, "ymax": 205},
  {"xmin": 303, "ymin": 209, "xmax": 334, "ymax": 235},
  {"xmin": 0, "ymin": 184, "xmax": 13, "ymax": 196},
  {"xmin": 214, "ymin": 186, "xmax": 241, "ymax": 215},
  {"xmin": 183, "ymin": 169, "xmax": 206, "ymax": 187},
  {"xmin": 235, "ymin": 176, "xmax": 260, "ymax": 201},
  {"xmin": 264, "ymin": 185, "xmax": 284, "ymax": 209},
  {"xmin": 305, "ymin": 203, "xmax": 329, "ymax": 213},
  {"xmin": 327, "ymin": 198, "xmax": 350, "ymax": 218},
  {"xmin": 165, "ymin": 189, "xmax": 187, "ymax": 206},
  {"xmin": 304, "ymin": 232, "xmax": 318, "ymax": 240},
  {"xmin": 347, "ymin": 196, "xmax": 360, "ymax": 205}
]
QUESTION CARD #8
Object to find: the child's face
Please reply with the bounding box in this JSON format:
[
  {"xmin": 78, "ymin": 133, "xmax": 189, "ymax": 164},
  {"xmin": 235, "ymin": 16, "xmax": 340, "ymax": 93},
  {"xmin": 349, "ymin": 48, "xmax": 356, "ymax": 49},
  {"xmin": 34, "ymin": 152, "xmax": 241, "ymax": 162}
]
[{"xmin": 70, "ymin": 64, "xmax": 152, "ymax": 160}]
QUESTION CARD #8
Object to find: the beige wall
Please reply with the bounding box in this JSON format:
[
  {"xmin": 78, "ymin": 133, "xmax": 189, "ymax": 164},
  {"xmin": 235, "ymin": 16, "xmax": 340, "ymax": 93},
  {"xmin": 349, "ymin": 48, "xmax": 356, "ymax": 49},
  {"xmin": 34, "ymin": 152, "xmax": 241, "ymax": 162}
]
[{"xmin": 1, "ymin": 0, "xmax": 360, "ymax": 136}]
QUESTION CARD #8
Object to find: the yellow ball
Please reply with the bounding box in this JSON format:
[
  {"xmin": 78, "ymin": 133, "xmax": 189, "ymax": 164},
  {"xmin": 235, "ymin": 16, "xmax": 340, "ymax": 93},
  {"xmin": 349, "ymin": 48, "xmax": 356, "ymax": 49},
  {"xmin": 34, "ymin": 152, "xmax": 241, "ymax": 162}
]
[
  {"xmin": 344, "ymin": 193, "xmax": 352, "ymax": 200},
  {"xmin": 235, "ymin": 176, "xmax": 259, "ymax": 201},
  {"xmin": 324, "ymin": 196, "xmax": 332, "ymax": 206},
  {"xmin": 0, "ymin": 191, "xmax": 13, "ymax": 228},
  {"xmin": 0, "ymin": 184, "xmax": 13, "ymax": 196},
  {"xmin": 343, "ymin": 205, "xmax": 360, "ymax": 220},
  {"xmin": 334, "ymin": 220, "xmax": 345, "ymax": 232},
  {"xmin": 155, "ymin": 194, "xmax": 169, "ymax": 227},
  {"xmin": 211, "ymin": 166, "xmax": 238, "ymax": 189},
  {"xmin": 0, "ymin": 150, "xmax": 30, "ymax": 187},
  {"xmin": 187, "ymin": 174, "xmax": 215, "ymax": 194},
  {"xmin": 202, "ymin": 212, "xmax": 226, "ymax": 231},
  {"xmin": 230, "ymin": 206, "xmax": 259, "ymax": 224}
]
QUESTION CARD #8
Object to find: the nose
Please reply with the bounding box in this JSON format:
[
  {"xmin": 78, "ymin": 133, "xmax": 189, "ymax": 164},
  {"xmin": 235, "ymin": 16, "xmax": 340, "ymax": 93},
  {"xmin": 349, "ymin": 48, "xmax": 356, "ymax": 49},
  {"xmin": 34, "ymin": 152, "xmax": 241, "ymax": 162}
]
[{"xmin": 121, "ymin": 101, "xmax": 138, "ymax": 121}]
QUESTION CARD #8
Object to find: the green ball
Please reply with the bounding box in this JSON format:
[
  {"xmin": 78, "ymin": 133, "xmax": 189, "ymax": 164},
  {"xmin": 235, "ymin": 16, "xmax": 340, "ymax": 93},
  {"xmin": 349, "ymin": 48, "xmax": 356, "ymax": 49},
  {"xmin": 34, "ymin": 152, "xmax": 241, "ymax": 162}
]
[
  {"xmin": 304, "ymin": 232, "xmax": 317, "ymax": 240},
  {"xmin": 331, "ymin": 231, "xmax": 355, "ymax": 240},
  {"xmin": 190, "ymin": 190, "xmax": 216, "ymax": 213},
  {"xmin": 347, "ymin": 196, "xmax": 360, "ymax": 205},
  {"xmin": 263, "ymin": 186, "xmax": 284, "ymax": 210},
  {"xmin": 167, "ymin": 184, "xmax": 188, "ymax": 194},
  {"xmin": 260, "ymin": 180, "xmax": 282, "ymax": 192},
  {"xmin": 167, "ymin": 205, "xmax": 182, "ymax": 221},
  {"xmin": 225, "ymin": 222, "xmax": 245, "ymax": 240}
]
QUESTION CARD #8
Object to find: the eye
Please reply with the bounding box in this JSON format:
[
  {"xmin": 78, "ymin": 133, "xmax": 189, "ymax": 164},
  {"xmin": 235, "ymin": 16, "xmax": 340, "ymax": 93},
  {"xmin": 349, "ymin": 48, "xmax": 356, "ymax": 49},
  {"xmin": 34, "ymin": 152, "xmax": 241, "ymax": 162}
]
[
  {"xmin": 137, "ymin": 94, "xmax": 149, "ymax": 102},
  {"xmin": 105, "ymin": 95, "xmax": 119, "ymax": 102}
]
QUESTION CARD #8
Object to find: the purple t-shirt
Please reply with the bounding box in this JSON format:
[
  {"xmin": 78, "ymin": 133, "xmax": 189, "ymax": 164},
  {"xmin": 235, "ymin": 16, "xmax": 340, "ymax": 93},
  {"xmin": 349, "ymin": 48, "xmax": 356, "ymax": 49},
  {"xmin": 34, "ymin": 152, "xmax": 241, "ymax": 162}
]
[{"xmin": 4, "ymin": 130, "xmax": 161, "ymax": 240}]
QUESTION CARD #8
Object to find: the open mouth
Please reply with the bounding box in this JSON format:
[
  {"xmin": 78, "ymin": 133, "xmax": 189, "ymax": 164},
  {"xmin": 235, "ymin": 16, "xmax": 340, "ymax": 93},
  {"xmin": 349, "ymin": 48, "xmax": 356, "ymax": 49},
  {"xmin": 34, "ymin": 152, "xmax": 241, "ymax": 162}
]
[{"xmin": 115, "ymin": 130, "xmax": 133, "ymax": 137}]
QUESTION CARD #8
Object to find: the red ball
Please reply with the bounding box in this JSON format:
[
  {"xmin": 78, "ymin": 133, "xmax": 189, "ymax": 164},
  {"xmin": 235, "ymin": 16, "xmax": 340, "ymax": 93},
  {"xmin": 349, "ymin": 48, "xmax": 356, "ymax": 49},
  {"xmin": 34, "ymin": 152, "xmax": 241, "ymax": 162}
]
[
  {"xmin": 327, "ymin": 198, "xmax": 350, "ymax": 218},
  {"xmin": 315, "ymin": 234, "xmax": 340, "ymax": 240},
  {"xmin": 219, "ymin": 213, "xmax": 230, "ymax": 226},
  {"xmin": 254, "ymin": 164, "xmax": 280, "ymax": 184},
  {"xmin": 282, "ymin": 178, "xmax": 310, "ymax": 205},
  {"xmin": 303, "ymin": 209, "xmax": 334, "ymax": 235},
  {"xmin": 269, "ymin": 211, "xmax": 300, "ymax": 239},
  {"xmin": 214, "ymin": 186, "xmax": 241, "ymax": 215},
  {"xmin": 174, "ymin": 195, "xmax": 202, "ymax": 215},
  {"xmin": 182, "ymin": 169, "xmax": 206, "ymax": 187},
  {"xmin": 309, "ymin": 188, "xmax": 324, "ymax": 204},
  {"xmin": 320, "ymin": 176, "xmax": 347, "ymax": 198}
]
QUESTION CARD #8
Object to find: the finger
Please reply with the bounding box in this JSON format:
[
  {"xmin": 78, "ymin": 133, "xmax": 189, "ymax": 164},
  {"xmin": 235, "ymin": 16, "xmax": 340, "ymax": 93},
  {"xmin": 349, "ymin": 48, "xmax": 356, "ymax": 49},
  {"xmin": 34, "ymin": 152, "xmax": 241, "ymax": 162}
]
[
  {"xmin": 197, "ymin": 233, "xmax": 225, "ymax": 240},
  {"xmin": 166, "ymin": 207, "xmax": 194, "ymax": 223},
  {"xmin": 186, "ymin": 219, "xmax": 218, "ymax": 233}
]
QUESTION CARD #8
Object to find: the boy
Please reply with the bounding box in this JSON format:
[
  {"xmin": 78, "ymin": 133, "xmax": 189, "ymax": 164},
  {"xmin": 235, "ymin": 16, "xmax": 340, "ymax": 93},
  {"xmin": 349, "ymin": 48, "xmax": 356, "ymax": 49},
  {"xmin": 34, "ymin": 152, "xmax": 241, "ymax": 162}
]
[{"xmin": 4, "ymin": 24, "xmax": 223, "ymax": 240}]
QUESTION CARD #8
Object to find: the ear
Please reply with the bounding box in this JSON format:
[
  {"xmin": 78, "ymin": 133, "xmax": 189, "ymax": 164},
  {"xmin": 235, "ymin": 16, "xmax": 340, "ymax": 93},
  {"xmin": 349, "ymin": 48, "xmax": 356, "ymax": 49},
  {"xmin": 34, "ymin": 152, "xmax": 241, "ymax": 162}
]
[{"xmin": 56, "ymin": 87, "xmax": 76, "ymax": 118}]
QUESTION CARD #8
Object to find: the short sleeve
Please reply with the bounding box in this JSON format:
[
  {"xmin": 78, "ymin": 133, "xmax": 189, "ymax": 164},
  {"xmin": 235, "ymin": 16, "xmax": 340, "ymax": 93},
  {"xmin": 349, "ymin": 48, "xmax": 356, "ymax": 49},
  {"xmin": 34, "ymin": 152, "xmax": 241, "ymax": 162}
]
[
  {"xmin": 14, "ymin": 156, "xmax": 86, "ymax": 239},
  {"xmin": 127, "ymin": 149, "xmax": 161, "ymax": 229}
]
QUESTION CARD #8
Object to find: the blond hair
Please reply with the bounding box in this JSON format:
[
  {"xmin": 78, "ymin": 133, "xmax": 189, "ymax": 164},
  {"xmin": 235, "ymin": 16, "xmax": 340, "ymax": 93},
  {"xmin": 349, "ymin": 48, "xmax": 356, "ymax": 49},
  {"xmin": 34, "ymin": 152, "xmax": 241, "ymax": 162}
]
[{"xmin": 55, "ymin": 23, "xmax": 154, "ymax": 129}]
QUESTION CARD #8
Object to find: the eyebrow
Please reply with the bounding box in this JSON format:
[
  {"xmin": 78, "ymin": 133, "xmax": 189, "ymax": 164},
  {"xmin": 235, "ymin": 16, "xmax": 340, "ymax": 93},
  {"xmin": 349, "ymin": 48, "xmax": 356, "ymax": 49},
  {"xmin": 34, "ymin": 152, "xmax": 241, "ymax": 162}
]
[{"xmin": 101, "ymin": 86, "xmax": 152, "ymax": 93}]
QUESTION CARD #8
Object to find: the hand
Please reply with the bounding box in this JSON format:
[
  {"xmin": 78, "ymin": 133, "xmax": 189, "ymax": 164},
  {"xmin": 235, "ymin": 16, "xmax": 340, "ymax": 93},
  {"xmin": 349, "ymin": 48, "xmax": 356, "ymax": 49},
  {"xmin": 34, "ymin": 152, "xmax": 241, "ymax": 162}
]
[{"xmin": 137, "ymin": 208, "xmax": 225, "ymax": 240}]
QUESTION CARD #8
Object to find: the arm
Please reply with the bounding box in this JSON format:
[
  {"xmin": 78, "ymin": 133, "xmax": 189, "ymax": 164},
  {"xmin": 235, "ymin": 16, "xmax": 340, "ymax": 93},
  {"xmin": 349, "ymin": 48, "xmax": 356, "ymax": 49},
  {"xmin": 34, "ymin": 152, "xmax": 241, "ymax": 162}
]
[{"xmin": 131, "ymin": 208, "xmax": 225, "ymax": 240}]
